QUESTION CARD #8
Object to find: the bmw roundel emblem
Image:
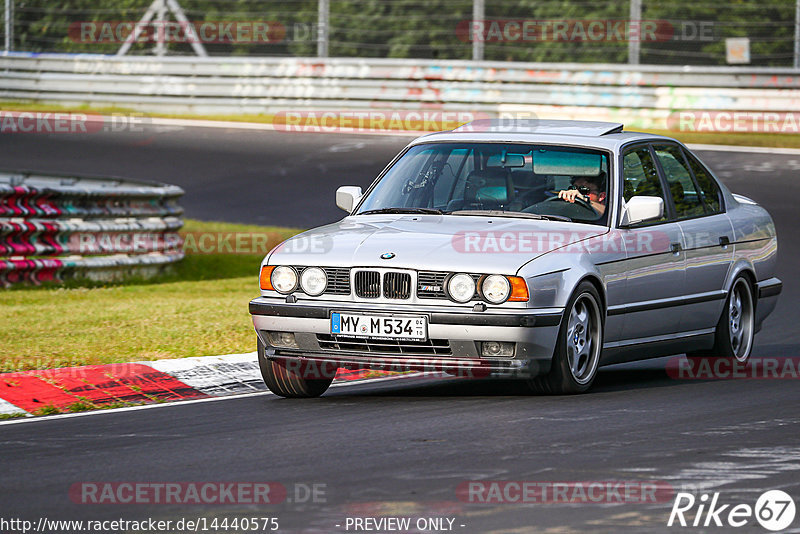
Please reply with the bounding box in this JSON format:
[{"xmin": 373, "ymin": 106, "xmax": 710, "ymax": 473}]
[{"xmin": 380, "ymin": 252, "xmax": 395, "ymax": 260}]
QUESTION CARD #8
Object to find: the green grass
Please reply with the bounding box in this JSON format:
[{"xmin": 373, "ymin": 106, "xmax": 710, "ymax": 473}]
[
  {"xmin": 0, "ymin": 100, "xmax": 284, "ymax": 127},
  {"xmin": 2, "ymin": 100, "xmax": 800, "ymax": 149},
  {"xmin": 33, "ymin": 405, "xmax": 62, "ymax": 416},
  {"xmin": 0, "ymin": 219, "xmax": 301, "ymax": 372},
  {"xmin": 0, "ymin": 413, "xmax": 27, "ymax": 420},
  {"xmin": 638, "ymin": 128, "xmax": 800, "ymax": 150}
]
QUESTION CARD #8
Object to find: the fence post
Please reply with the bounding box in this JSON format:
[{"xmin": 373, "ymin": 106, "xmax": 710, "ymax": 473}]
[
  {"xmin": 317, "ymin": 0, "xmax": 329, "ymax": 57},
  {"xmin": 628, "ymin": 0, "xmax": 641, "ymax": 65},
  {"xmin": 154, "ymin": 0, "xmax": 167, "ymax": 56},
  {"xmin": 4, "ymin": 0, "xmax": 12, "ymax": 52},
  {"xmin": 794, "ymin": 0, "xmax": 799, "ymax": 69},
  {"xmin": 472, "ymin": 0, "xmax": 484, "ymax": 61}
]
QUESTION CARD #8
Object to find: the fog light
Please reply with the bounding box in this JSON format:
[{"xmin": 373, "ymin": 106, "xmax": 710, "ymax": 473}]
[
  {"xmin": 481, "ymin": 341, "xmax": 514, "ymax": 357},
  {"xmin": 267, "ymin": 331, "xmax": 299, "ymax": 349}
]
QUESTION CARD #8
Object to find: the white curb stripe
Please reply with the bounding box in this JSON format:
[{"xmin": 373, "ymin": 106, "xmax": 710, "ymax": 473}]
[
  {"xmin": 144, "ymin": 352, "xmax": 265, "ymax": 396},
  {"xmin": 0, "ymin": 398, "xmax": 28, "ymax": 417}
]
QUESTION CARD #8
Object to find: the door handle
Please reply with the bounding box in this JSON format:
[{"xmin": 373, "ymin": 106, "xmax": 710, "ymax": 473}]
[
  {"xmin": 671, "ymin": 242, "xmax": 682, "ymax": 254},
  {"xmin": 719, "ymin": 236, "xmax": 730, "ymax": 247}
]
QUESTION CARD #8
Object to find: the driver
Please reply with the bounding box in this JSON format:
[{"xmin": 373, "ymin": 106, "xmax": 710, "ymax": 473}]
[{"xmin": 557, "ymin": 174, "xmax": 607, "ymax": 215}]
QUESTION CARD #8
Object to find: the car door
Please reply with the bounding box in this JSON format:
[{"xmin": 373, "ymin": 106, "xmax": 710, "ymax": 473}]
[
  {"xmin": 613, "ymin": 144, "xmax": 687, "ymax": 342},
  {"xmin": 652, "ymin": 144, "xmax": 734, "ymax": 333}
]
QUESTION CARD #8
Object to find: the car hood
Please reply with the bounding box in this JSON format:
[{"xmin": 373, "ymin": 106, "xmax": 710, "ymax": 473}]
[{"xmin": 268, "ymin": 214, "xmax": 607, "ymax": 274}]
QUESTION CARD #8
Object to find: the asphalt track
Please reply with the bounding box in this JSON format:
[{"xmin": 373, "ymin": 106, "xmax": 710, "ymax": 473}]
[{"xmin": 1, "ymin": 125, "xmax": 799, "ymax": 533}]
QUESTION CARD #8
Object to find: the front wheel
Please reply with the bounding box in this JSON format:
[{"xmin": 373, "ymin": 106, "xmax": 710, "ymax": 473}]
[
  {"xmin": 257, "ymin": 339, "xmax": 334, "ymax": 398},
  {"xmin": 527, "ymin": 282, "xmax": 604, "ymax": 394}
]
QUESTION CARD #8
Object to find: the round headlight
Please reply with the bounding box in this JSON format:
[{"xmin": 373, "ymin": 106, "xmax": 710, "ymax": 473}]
[
  {"xmin": 481, "ymin": 275, "xmax": 511, "ymax": 304},
  {"xmin": 447, "ymin": 273, "xmax": 476, "ymax": 303},
  {"xmin": 271, "ymin": 266, "xmax": 298, "ymax": 294},
  {"xmin": 300, "ymin": 267, "xmax": 327, "ymax": 296}
]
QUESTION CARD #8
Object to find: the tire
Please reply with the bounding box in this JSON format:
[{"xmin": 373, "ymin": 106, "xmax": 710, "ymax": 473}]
[
  {"xmin": 528, "ymin": 281, "xmax": 604, "ymax": 394},
  {"xmin": 257, "ymin": 339, "xmax": 334, "ymax": 398},
  {"xmin": 688, "ymin": 276, "xmax": 755, "ymax": 363}
]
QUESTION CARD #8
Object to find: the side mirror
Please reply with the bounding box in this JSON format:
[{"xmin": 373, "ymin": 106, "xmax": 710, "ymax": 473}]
[
  {"xmin": 621, "ymin": 196, "xmax": 664, "ymax": 226},
  {"xmin": 336, "ymin": 186, "xmax": 362, "ymax": 213}
]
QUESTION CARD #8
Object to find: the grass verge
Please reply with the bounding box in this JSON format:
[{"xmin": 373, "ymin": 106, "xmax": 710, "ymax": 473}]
[
  {"xmin": 635, "ymin": 129, "xmax": 800, "ymax": 150},
  {"xmin": 0, "ymin": 219, "xmax": 301, "ymax": 372},
  {"xmin": 2, "ymin": 100, "xmax": 800, "ymax": 149}
]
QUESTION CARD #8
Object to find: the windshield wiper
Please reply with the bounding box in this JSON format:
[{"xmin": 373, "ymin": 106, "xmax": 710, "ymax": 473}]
[
  {"xmin": 449, "ymin": 210, "xmax": 571, "ymax": 222},
  {"xmin": 358, "ymin": 207, "xmax": 571, "ymax": 221},
  {"xmin": 358, "ymin": 207, "xmax": 445, "ymax": 215}
]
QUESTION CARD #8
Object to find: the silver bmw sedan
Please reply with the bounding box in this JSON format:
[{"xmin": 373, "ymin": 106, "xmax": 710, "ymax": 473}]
[{"xmin": 249, "ymin": 120, "xmax": 781, "ymax": 396}]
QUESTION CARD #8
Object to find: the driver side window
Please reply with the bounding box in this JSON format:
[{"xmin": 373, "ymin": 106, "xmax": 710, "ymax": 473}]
[
  {"xmin": 622, "ymin": 146, "xmax": 668, "ymax": 224},
  {"xmin": 431, "ymin": 151, "xmax": 461, "ymax": 207},
  {"xmin": 433, "ymin": 148, "xmax": 472, "ymax": 207}
]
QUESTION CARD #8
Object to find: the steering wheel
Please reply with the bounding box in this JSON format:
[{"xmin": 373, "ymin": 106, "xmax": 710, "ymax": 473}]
[{"xmin": 544, "ymin": 194, "xmax": 596, "ymax": 213}]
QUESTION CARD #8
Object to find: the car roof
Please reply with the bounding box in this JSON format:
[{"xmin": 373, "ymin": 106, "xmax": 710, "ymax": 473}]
[{"xmin": 408, "ymin": 119, "xmax": 676, "ymax": 152}]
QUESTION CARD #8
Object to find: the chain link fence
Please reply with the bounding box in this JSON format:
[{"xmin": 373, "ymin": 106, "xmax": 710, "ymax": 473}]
[{"xmin": 2, "ymin": 0, "xmax": 799, "ymax": 66}]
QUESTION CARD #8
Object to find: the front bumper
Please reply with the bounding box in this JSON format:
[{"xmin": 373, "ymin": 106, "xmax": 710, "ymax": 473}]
[{"xmin": 249, "ymin": 297, "xmax": 563, "ymax": 376}]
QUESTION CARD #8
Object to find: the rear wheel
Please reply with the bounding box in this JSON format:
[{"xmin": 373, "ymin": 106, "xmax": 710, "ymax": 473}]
[
  {"xmin": 528, "ymin": 282, "xmax": 604, "ymax": 394},
  {"xmin": 688, "ymin": 276, "xmax": 755, "ymax": 362},
  {"xmin": 257, "ymin": 339, "xmax": 334, "ymax": 398}
]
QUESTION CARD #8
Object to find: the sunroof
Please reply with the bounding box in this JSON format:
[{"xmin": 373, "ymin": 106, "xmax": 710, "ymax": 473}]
[{"xmin": 453, "ymin": 119, "xmax": 624, "ymax": 136}]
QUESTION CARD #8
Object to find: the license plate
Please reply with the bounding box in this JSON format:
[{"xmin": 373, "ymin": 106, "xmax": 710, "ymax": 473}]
[{"xmin": 330, "ymin": 312, "xmax": 427, "ymax": 341}]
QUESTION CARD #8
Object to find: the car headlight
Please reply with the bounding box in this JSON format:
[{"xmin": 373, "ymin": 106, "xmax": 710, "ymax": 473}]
[
  {"xmin": 481, "ymin": 275, "xmax": 511, "ymax": 304},
  {"xmin": 271, "ymin": 266, "xmax": 298, "ymax": 293},
  {"xmin": 447, "ymin": 273, "xmax": 476, "ymax": 303},
  {"xmin": 300, "ymin": 267, "xmax": 327, "ymax": 296}
]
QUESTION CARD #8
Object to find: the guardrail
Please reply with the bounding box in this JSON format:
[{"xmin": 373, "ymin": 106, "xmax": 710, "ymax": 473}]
[
  {"xmin": 0, "ymin": 170, "xmax": 184, "ymax": 287},
  {"xmin": 1, "ymin": 53, "xmax": 799, "ymax": 130}
]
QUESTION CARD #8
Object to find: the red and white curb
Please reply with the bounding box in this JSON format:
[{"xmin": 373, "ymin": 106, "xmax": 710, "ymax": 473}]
[
  {"xmin": 0, "ymin": 397, "xmax": 26, "ymax": 417},
  {"xmin": 0, "ymin": 352, "xmax": 397, "ymax": 418}
]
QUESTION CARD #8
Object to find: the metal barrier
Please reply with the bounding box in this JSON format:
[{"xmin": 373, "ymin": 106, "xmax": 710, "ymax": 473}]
[
  {"xmin": 0, "ymin": 170, "xmax": 184, "ymax": 286},
  {"xmin": 1, "ymin": 53, "xmax": 799, "ymax": 130}
]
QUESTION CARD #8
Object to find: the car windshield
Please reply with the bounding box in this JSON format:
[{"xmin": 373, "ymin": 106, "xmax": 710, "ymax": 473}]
[{"xmin": 355, "ymin": 142, "xmax": 610, "ymax": 225}]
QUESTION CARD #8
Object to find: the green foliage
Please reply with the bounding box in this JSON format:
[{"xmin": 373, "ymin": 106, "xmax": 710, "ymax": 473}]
[
  {"xmin": 639, "ymin": 0, "xmax": 796, "ymax": 65},
  {"xmin": 7, "ymin": 1, "xmax": 799, "ymax": 66},
  {"xmin": 0, "ymin": 412, "xmax": 27, "ymax": 420},
  {"xmin": 33, "ymin": 404, "xmax": 61, "ymax": 415},
  {"xmin": 66, "ymin": 400, "xmax": 97, "ymax": 412}
]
